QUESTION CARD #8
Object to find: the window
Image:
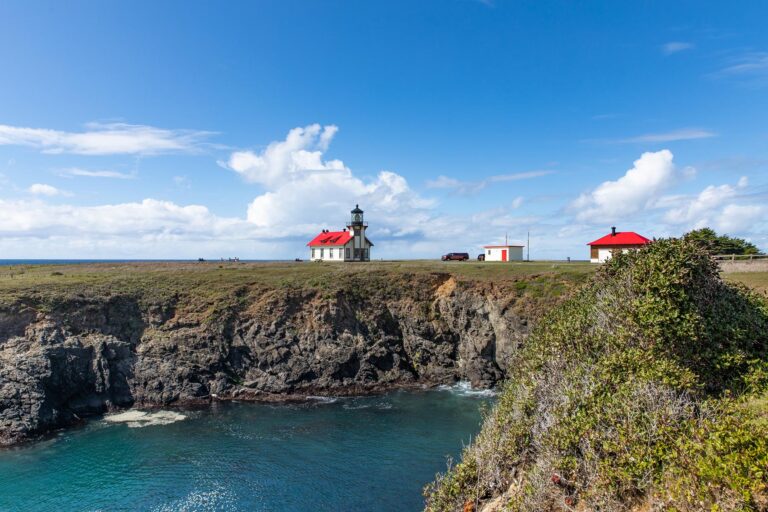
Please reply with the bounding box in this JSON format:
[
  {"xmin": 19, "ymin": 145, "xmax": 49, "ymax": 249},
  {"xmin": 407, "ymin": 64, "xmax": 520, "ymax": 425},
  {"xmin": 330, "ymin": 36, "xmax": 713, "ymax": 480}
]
[
  {"xmin": 312, "ymin": 248, "xmax": 316, "ymax": 258},
  {"xmin": 329, "ymin": 248, "xmax": 333, "ymax": 259},
  {"xmin": 590, "ymin": 247, "xmax": 599, "ymax": 259},
  {"xmin": 487, "ymin": 250, "xmax": 491, "ymax": 255},
  {"xmin": 320, "ymin": 248, "xmax": 324, "ymax": 258},
  {"xmin": 345, "ymin": 248, "xmax": 350, "ymax": 259}
]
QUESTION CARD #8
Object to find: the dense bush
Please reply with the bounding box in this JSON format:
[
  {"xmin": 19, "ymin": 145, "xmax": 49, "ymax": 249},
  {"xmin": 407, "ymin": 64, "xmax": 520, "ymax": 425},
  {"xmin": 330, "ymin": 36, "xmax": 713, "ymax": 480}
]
[{"xmin": 426, "ymin": 238, "xmax": 768, "ymax": 511}]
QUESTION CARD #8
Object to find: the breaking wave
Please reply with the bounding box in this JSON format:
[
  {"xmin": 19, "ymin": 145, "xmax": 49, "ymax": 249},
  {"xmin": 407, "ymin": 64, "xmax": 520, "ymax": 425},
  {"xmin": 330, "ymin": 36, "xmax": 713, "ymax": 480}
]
[
  {"xmin": 306, "ymin": 396, "xmax": 339, "ymax": 404},
  {"xmin": 103, "ymin": 410, "xmax": 187, "ymax": 428},
  {"xmin": 437, "ymin": 381, "xmax": 497, "ymax": 397}
]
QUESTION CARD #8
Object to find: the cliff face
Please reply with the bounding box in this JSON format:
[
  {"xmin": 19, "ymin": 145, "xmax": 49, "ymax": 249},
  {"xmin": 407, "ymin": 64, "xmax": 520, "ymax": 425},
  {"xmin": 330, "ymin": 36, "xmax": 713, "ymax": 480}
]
[{"xmin": 0, "ymin": 270, "xmax": 566, "ymax": 446}]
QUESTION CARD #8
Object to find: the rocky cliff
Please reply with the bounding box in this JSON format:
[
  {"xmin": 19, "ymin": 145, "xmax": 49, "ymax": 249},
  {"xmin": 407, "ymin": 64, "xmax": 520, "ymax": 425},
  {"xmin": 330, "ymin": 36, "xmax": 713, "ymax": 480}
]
[{"xmin": 0, "ymin": 264, "xmax": 580, "ymax": 446}]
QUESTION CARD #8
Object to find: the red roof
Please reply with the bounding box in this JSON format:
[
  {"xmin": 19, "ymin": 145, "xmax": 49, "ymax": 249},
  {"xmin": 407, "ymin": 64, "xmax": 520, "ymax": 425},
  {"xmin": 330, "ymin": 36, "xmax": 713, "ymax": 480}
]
[
  {"xmin": 587, "ymin": 231, "xmax": 651, "ymax": 246},
  {"xmin": 307, "ymin": 230, "xmax": 352, "ymax": 247}
]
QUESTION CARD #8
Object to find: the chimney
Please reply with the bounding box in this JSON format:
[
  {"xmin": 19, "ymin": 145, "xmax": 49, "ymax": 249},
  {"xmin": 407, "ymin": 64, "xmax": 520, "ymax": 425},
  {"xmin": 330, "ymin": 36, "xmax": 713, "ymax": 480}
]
[{"xmin": 611, "ymin": 226, "xmax": 617, "ymax": 236}]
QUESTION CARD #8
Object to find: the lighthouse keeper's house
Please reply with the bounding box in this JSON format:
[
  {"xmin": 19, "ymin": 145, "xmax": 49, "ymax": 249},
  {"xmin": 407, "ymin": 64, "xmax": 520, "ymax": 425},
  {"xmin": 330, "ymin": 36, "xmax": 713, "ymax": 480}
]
[
  {"xmin": 307, "ymin": 205, "xmax": 374, "ymax": 262},
  {"xmin": 587, "ymin": 227, "xmax": 651, "ymax": 263}
]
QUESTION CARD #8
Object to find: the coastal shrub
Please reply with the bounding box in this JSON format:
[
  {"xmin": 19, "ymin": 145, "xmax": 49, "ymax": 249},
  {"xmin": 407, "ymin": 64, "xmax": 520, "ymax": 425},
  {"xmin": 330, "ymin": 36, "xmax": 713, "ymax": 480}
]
[
  {"xmin": 684, "ymin": 227, "xmax": 761, "ymax": 255},
  {"xmin": 425, "ymin": 238, "xmax": 768, "ymax": 511}
]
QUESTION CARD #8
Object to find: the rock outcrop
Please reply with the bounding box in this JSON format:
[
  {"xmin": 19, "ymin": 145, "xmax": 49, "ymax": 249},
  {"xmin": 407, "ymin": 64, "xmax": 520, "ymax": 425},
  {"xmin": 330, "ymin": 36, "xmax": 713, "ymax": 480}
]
[{"xmin": 0, "ymin": 271, "xmax": 562, "ymax": 446}]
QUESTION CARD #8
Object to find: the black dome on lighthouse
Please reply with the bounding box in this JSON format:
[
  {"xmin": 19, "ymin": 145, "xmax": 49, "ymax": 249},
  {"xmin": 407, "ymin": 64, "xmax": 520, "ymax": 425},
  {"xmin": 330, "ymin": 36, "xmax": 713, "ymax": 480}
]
[{"xmin": 351, "ymin": 204, "xmax": 363, "ymax": 214}]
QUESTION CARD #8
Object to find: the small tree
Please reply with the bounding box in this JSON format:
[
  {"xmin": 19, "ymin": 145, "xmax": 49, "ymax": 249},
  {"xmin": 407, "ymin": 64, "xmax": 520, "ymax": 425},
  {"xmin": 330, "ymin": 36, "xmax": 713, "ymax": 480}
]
[{"xmin": 683, "ymin": 227, "xmax": 760, "ymax": 255}]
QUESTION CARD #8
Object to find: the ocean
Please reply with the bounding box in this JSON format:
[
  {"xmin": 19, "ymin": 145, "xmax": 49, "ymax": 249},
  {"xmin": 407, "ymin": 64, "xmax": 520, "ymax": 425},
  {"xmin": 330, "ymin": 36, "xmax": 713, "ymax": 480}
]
[
  {"xmin": 0, "ymin": 260, "xmax": 279, "ymax": 266},
  {"xmin": 0, "ymin": 385, "xmax": 493, "ymax": 512}
]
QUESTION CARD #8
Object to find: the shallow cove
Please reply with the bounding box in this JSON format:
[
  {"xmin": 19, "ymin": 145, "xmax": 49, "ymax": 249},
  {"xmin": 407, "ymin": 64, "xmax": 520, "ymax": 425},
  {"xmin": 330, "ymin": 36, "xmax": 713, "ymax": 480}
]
[{"xmin": 0, "ymin": 386, "xmax": 492, "ymax": 511}]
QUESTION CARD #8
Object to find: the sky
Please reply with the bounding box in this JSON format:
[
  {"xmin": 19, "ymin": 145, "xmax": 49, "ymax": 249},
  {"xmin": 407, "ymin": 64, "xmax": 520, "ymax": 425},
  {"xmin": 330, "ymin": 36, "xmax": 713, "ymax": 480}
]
[{"xmin": 0, "ymin": 0, "xmax": 766, "ymax": 260}]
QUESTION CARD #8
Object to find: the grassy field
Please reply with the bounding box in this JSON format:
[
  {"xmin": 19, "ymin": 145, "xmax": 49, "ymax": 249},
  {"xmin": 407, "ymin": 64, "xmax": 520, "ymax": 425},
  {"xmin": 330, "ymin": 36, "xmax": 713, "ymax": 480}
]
[
  {"xmin": 0, "ymin": 260, "xmax": 595, "ymax": 303},
  {"xmin": 0, "ymin": 259, "xmax": 764, "ymax": 304},
  {"xmin": 726, "ymin": 271, "xmax": 768, "ymax": 295}
]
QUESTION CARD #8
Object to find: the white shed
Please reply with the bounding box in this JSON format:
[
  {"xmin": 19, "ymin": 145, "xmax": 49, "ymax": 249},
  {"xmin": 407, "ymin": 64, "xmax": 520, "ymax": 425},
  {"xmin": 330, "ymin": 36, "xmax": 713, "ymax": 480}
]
[{"xmin": 483, "ymin": 245, "xmax": 524, "ymax": 262}]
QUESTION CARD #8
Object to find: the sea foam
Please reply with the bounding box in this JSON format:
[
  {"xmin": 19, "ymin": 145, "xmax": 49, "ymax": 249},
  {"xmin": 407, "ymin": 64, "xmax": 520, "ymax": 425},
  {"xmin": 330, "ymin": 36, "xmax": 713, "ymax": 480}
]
[
  {"xmin": 438, "ymin": 381, "xmax": 497, "ymax": 397},
  {"xmin": 103, "ymin": 410, "xmax": 187, "ymax": 428},
  {"xmin": 306, "ymin": 396, "xmax": 339, "ymax": 404}
]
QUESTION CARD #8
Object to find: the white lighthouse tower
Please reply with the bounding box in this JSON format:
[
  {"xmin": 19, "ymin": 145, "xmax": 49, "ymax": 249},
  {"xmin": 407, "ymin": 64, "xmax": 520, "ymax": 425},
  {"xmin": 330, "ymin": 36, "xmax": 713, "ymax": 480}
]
[{"xmin": 347, "ymin": 204, "xmax": 371, "ymax": 261}]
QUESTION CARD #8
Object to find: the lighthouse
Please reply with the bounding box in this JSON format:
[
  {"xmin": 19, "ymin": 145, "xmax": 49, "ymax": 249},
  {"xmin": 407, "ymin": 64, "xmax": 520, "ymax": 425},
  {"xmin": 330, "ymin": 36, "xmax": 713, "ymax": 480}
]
[
  {"xmin": 348, "ymin": 204, "xmax": 370, "ymax": 261},
  {"xmin": 306, "ymin": 204, "xmax": 374, "ymax": 262}
]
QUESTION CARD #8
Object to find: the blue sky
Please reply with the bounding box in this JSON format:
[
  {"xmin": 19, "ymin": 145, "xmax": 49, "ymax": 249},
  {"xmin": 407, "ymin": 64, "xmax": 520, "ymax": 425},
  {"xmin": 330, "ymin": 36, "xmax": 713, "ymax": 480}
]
[{"xmin": 0, "ymin": 0, "xmax": 766, "ymax": 259}]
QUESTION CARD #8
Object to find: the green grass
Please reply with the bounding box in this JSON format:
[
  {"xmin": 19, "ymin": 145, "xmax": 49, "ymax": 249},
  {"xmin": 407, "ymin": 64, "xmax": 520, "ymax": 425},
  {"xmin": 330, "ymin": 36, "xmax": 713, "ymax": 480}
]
[
  {"xmin": 1, "ymin": 261, "xmax": 763, "ymax": 311},
  {"xmin": 726, "ymin": 271, "xmax": 768, "ymax": 295},
  {"xmin": 0, "ymin": 260, "xmax": 596, "ymax": 305}
]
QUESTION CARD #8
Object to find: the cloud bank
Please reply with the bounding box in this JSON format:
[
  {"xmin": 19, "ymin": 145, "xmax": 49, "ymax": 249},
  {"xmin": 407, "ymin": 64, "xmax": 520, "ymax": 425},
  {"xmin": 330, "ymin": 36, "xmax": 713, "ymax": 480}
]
[{"xmin": 0, "ymin": 122, "xmax": 765, "ymax": 259}]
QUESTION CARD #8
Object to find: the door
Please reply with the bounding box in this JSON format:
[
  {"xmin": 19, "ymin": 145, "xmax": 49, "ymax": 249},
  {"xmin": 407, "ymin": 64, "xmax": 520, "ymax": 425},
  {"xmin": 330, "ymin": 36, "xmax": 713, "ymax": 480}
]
[{"xmin": 501, "ymin": 249, "xmax": 507, "ymax": 262}]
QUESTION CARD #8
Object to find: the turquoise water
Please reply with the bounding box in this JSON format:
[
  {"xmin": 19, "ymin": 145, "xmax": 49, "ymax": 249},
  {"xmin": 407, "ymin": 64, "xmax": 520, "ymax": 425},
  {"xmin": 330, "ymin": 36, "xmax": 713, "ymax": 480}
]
[{"xmin": 0, "ymin": 387, "xmax": 492, "ymax": 511}]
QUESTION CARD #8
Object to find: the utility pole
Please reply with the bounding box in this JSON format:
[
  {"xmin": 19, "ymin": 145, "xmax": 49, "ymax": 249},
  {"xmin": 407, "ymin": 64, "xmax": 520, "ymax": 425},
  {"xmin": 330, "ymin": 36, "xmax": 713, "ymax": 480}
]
[{"xmin": 527, "ymin": 231, "xmax": 530, "ymax": 261}]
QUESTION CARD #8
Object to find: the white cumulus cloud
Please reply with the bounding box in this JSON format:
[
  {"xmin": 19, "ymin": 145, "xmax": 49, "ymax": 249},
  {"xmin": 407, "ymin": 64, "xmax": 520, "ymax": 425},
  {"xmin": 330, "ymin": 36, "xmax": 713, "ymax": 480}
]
[
  {"xmin": 664, "ymin": 183, "xmax": 739, "ymax": 226},
  {"xmin": 221, "ymin": 124, "xmax": 344, "ymax": 186},
  {"xmin": 662, "ymin": 176, "xmax": 765, "ymax": 234},
  {"xmin": 28, "ymin": 183, "xmax": 64, "ymax": 196},
  {"xmin": 717, "ymin": 204, "xmax": 766, "ymax": 233},
  {"xmin": 224, "ymin": 124, "xmax": 435, "ymax": 240},
  {"xmin": 572, "ymin": 149, "xmax": 678, "ymax": 223}
]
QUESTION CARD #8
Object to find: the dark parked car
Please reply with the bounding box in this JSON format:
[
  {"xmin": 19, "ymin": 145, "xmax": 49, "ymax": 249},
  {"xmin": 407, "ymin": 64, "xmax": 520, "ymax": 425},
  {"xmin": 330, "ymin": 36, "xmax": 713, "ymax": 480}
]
[
  {"xmin": 477, "ymin": 254, "xmax": 485, "ymax": 261},
  {"xmin": 442, "ymin": 252, "xmax": 469, "ymax": 261}
]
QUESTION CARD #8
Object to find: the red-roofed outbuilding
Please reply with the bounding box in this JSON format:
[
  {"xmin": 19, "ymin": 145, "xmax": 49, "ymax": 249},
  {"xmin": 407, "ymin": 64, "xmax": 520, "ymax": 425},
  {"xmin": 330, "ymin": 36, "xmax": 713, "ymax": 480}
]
[{"xmin": 588, "ymin": 227, "xmax": 651, "ymax": 263}]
